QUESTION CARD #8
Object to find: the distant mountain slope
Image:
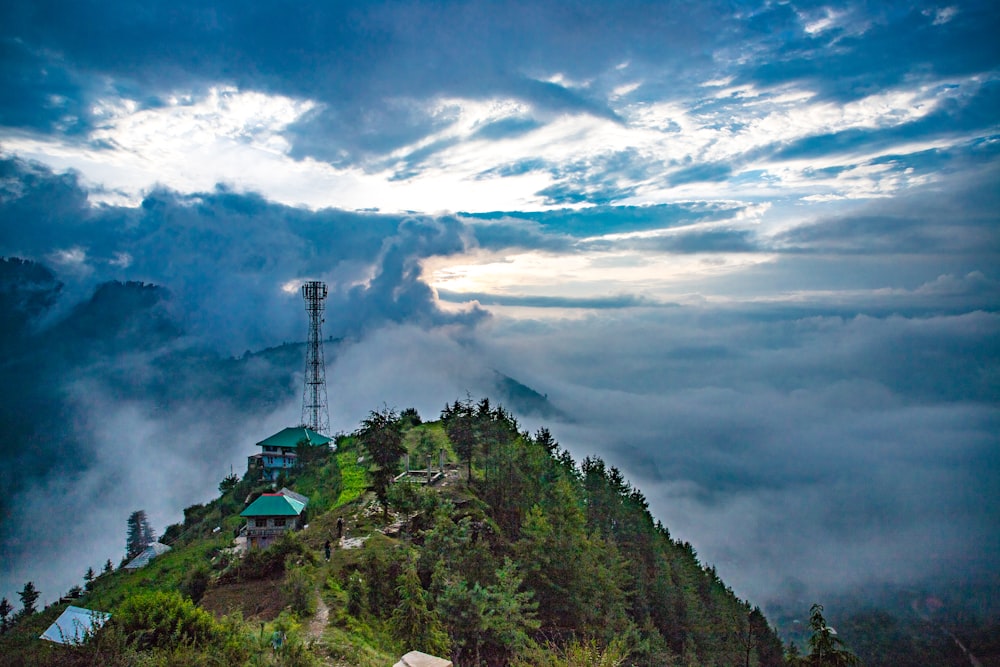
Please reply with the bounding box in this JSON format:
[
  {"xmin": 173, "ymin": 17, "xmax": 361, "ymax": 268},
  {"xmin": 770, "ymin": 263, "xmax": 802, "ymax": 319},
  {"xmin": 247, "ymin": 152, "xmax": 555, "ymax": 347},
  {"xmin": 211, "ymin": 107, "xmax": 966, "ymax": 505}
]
[{"xmin": 491, "ymin": 370, "xmax": 563, "ymax": 419}]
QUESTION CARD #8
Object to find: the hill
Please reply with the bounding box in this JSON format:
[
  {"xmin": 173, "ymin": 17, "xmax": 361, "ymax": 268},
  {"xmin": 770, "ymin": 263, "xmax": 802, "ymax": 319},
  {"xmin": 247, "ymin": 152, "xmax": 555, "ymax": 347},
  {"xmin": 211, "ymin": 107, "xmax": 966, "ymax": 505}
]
[{"xmin": 0, "ymin": 400, "xmax": 787, "ymax": 666}]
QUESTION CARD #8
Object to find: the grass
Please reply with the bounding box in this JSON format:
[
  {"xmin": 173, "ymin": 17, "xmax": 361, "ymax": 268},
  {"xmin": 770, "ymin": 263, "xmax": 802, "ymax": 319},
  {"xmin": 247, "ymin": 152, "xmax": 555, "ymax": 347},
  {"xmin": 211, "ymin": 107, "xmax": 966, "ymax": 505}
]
[
  {"xmin": 334, "ymin": 447, "xmax": 368, "ymax": 509},
  {"xmin": 314, "ymin": 536, "xmax": 403, "ymax": 667},
  {"xmin": 403, "ymin": 422, "xmax": 456, "ymax": 462},
  {"xmin": 1, "ymin": 422, "xmax": 456, "ymax": 666},
  {"xmin": 320, "ymin": 622, "xmax": 398, "ymax": 667},
  {"xmin": 82, "ymin": 536, "xmax": 231, "ymax": 611},
  {"xmin": 293, "ymin": 451, "xmax": 343, "ymax": 514}
]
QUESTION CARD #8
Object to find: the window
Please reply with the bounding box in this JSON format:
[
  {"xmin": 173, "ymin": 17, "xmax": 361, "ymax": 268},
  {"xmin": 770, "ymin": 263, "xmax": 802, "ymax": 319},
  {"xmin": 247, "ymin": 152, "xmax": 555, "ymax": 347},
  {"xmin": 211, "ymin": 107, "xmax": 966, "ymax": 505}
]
[
  {"xmin": 274, "ymin": 519, "xmax": 286, "ymax": 527},
  {"xmin": 254, "ymin": 519, "xmax": 267, "ymax": 527}
]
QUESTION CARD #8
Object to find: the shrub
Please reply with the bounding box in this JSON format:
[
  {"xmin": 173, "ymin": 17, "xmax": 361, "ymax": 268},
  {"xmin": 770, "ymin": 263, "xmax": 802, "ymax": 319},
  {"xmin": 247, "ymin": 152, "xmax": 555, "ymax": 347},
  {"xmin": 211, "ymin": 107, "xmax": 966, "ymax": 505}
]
[
  {"xmin": 284, "ymin": 566, "xmax": 317, "ymax": 617},
  {"xmin": 179, "ymin": 565, "xmax": 211, "ymax": 604},
  {"xmin": 222, "ymin": 531, "xmax": 313, "ymax": 582},
  {"xmin": 111, "ymin": 590, "xmax": 218, "ymax": 650},
  {"xmin": 346, "ymin": 572, "xmax": 368, "ymax": 618}
]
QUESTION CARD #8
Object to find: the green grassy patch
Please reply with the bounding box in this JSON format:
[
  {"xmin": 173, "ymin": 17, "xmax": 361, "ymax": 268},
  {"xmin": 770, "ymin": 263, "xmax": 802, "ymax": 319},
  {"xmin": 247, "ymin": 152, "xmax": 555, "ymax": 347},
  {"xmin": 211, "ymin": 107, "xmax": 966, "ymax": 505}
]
[
  {"xmin": 82, "ymin": 536, "xmax": 231, "ymax": 611},
  {"xmin": 334, "ymin": 446, "xmax": 368, "ymax": 508},
  {"xmin": 292, "ymin": 452, "xmax": 343, "ymax": 515}
]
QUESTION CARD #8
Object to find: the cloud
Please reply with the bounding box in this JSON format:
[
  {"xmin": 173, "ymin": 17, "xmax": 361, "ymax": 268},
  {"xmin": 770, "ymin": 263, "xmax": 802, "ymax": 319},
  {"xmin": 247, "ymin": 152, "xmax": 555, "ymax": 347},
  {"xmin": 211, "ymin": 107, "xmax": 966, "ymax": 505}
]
[
  {"xmin": 773, "ymin": 160, "xmax": 1000, "ymax": 257},
  {"xmin": 475, "ymin": 306, "xmax": 1000, "ymax": 602},
  {"xmin": 1, "ymin": 0, "xmax": 998, "ymax": 620},
  {"xmin": 0, "ymin": 305, "xmax": 519, "ymax": 607},
  {"xmin": 437, "ymin": 289, "xmax": 666, "ymax": 310},
  {"xmin": 1, "ymin": 364, "xmax": 302, "ymax": 607},
  {"xmin": 0, "ymin": 38, "xmax": 92, "ymax": 134},
  {"xmin": 0, "ymin": 157, "xmax": 487, "ymax": 350},
  {"xmin": 739, "ymin": 3, "xmax": 999, "ymax": 102},
  {"xmin": 4, "ymin": 2, "xmax": 995, "ymax": 216}
]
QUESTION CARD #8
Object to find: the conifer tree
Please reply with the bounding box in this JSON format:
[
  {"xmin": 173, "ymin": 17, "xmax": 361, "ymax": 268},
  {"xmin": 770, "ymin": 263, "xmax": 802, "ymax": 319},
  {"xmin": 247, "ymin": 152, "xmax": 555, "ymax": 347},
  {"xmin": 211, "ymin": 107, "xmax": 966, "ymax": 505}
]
[
  {"xmin": 126, "ymin": 509, "xmax": 155, "ymax": 560},
  {"xmin": 357, "ymin": 407, "xmax": 407, "ymax": 514},
  {"xmin": 786, "ymin": 641, "xmax": 806, "ymax": 665},
  {"xmin": 435, "ymin": 576, "xmax": 486, "ymax": 665},
  {"xmin": 534, "ymin": 427, "xmax": 558, "ymax": 453},
  {"xmin": 103, "ymin": 558, "xmax": 114, "ymax": 574},
  {"xmin": 0, "ymin": 597, "xmax": 12, "ymax": 633},
  {"xmin": 443, "ymin": 399, "xmax": 477, "ymax": 479},
  {"xmin": 478, "ymin": 558, "xmax": 539, "ymax": 663},
  {"xmin": 390, "ymin": 558, "xmax": 450, "ymax": 656},
  {"xmin": 218, "ymin": 472, "xmax": 240, "ymax": 494},
  {"xmin": 805, "ymin": 604, "xmax": 860, "ymax": 666},
  {"xmin": 400, "ymin": 407, "xmax": 422, "ymax": 427},
  {"xmin": 18, "ymin": 581, "xmax": 39, "ymax": 616}
]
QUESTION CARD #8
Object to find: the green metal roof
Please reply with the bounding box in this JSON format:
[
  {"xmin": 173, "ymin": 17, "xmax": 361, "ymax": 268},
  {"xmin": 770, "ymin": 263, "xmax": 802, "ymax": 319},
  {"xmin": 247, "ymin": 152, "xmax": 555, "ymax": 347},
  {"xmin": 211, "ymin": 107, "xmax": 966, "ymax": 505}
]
[
  {"xmin": 240, "ymin": 493, "xmax": 306, "ymax": 517},
  {"xmin": 256, "ymin": 426, "xmax": 332, "ymax": 450}
]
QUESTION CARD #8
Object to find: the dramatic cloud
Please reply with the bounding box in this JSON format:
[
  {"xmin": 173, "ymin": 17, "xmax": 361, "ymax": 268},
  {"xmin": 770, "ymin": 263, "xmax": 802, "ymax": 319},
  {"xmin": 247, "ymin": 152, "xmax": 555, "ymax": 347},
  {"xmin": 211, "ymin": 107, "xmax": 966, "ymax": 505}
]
[
  {"xmin": 475, "ymin": 307, "xmax": 1000, "ymax": 603},
  {"xmin": 1, "ymin": 0, "xmax": 997, "ymax": 618}
]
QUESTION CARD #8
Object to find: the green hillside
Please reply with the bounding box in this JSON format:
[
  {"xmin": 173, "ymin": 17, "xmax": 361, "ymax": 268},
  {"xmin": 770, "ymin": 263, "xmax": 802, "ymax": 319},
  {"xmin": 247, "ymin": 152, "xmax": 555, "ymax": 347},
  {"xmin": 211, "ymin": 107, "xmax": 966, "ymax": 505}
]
[{"xmin": 1, "ymin": 400, "xmax": 791, "ymax": 666}]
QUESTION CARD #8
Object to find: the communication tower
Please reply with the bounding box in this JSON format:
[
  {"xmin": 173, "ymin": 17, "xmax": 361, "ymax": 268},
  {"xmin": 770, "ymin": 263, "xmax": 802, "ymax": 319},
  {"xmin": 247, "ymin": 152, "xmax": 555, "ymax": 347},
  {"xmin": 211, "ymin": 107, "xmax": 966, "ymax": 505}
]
[{"xmin": 301, "ymin": 280, "xmax": 330, "ymax": 434}]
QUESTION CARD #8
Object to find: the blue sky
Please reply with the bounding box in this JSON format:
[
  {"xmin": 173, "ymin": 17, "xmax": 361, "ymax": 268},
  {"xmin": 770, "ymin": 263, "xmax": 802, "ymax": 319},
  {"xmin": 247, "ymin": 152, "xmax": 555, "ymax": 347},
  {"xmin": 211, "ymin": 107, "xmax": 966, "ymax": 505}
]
[{"xmin": 1, "ymin": 0, "xmax": 998, "ymax": 610}]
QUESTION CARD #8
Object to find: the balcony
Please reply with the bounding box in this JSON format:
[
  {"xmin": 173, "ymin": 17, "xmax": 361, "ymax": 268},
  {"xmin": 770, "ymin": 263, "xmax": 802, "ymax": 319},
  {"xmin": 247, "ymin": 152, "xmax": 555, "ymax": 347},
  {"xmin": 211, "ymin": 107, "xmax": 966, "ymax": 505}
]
[{"xmin": 246, "ymin": 526, "xmax": 294, "ymax": 537}]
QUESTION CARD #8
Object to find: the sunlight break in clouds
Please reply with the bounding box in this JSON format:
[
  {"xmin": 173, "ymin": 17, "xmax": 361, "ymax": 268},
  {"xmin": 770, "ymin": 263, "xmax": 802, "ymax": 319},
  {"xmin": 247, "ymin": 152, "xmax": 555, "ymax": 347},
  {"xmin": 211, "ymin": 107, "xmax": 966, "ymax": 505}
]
[
  {"xmin": 3, "ymin": 69, "xmax": 984, "ymax": 217},
  {"xmin": 425, "ymin": 247, "xmax": 775, "ymax": 305}
]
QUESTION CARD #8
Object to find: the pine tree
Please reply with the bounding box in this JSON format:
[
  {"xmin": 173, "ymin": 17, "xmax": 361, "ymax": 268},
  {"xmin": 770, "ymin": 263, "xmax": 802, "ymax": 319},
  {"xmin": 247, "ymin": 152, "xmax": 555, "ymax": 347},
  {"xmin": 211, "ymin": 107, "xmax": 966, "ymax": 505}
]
[
  {"xmin": 787, "ymin": 641, "xmax": 806, "ymax": 665},
  {"xmin": 435, "ymin": 575, "xmax": 486, "ymax": 665},
  {"xmin": 478, "ymin": 558, "xmax": 539, "ymax": 664},
  {"xmin": 390, "ymin": 558, "xmax": 450, "ymax": 656},
  {"xmin": 18, "ymin": 582, "xmax": 39, "ymax": 616},
  {"xmin": 750, "ymin": 605, "xmax": 787, "ymax": 667},
  {"xmin": 443, "ymin": 399, "xmax": 477, "ymax": 480},
  {"xmin": 356, "ymin": 407, "xmax": 406, "ymax": 514},
  {"xmin": 0, "ymin": 597, "xmax": 12, "ymax": 633},
  {"xmin": 534, "ymin": 427, "xmax": 558, "ymax": 453},
  {"xmin": 400, "ymin": 407, "xmax": 422, "ymax": 427},
  {"xmin": 805, "ymin": 604, "xmax": 861, "ymax": 666},
  {"xmin": 84, "ymin": 566, "xmax": 96, "ymax": 591},
  {"xmin": 103, "ymin": 558, "xmax": 114, "ymax": 574},
  {"xmin": 218, "ymin": 472, "xmax": 240, "ymax": 494},
  {"xmin": 126, "ymin": 509, "xmax": 156, "ymax": 560}
]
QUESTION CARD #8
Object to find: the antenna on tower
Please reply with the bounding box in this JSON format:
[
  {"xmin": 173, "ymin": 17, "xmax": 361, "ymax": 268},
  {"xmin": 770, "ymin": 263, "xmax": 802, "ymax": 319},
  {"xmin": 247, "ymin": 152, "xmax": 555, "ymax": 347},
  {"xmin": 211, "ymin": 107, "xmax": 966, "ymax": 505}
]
[{"xmin": 301, "ymin": 280, "xmax": 330, "ymax": 434}]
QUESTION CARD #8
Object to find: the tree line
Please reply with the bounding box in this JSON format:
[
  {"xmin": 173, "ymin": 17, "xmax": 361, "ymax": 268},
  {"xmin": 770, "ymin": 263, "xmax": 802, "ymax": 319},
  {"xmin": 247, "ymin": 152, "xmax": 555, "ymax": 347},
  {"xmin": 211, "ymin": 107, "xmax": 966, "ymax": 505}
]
[{"xmin": 348, "ymin": 399, "xmax": 815, "ymax": 665}]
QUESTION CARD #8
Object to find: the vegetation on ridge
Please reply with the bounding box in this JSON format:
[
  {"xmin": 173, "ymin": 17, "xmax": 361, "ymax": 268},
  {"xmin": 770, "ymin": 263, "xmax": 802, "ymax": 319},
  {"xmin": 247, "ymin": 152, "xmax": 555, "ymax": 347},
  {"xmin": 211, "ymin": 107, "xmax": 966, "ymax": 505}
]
[{"xmin": 2, "ymin": 397, "xmax": 842, "ymax": 666}]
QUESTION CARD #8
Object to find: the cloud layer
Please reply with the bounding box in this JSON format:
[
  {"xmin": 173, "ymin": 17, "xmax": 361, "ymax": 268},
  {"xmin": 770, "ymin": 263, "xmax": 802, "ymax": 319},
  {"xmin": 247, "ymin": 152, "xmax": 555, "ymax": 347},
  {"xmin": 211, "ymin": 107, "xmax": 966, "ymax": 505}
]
[{"xmin": 1, "ymin": 0, "xmax": 998, "ymax": 616}]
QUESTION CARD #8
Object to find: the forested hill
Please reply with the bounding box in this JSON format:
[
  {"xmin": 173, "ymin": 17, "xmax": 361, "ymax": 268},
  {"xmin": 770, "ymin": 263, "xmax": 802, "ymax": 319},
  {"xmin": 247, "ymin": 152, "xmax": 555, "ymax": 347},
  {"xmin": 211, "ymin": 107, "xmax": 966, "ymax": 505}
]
[
  {"xmin": 430, "ymin": 398, "xmax": 787, "ymax": 665},
  {"xmin": 0, "ymin": 399, "xmax": 787, "ymax": 666}
]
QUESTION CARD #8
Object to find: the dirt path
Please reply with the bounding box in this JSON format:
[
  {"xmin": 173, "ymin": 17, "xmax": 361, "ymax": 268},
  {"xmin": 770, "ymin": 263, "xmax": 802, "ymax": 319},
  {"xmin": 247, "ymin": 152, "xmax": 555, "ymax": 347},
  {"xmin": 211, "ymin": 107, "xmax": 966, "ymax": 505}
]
[{"xmin": 307, "ymin": 590, "xmax": 330, "ymax": 640}]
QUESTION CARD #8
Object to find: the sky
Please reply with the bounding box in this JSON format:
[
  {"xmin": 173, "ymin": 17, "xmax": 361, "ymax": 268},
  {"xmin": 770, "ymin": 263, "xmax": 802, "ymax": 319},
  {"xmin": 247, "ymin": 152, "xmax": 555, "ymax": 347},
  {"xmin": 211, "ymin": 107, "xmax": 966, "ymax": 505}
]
[{"xmin": 1, "ymin": 0, "xmax": 998, "ymax": 614}]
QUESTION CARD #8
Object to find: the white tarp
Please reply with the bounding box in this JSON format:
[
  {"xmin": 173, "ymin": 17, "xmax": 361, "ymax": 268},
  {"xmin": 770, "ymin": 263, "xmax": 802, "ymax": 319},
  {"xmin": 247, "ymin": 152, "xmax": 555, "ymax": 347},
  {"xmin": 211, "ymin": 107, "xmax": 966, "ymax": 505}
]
[
  {"xmin": 124, "ymin": 541, "xmax": 172, "ymax": 570},
  {"xmin": 40, "ymin": 606, "xmax": 111, "ymax": 645},
  {"xmin": 393, "ymin": 651, "xmax": 453, "ymax": 667}
]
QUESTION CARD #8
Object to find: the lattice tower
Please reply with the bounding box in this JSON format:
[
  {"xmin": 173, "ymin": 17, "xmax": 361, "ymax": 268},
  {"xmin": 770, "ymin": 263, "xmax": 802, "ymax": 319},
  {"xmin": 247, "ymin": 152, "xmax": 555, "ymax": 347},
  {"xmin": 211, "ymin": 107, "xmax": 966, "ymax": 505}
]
[{"xmin": 301, "ymin": 281, "xmax": 330, "ymax": 434}]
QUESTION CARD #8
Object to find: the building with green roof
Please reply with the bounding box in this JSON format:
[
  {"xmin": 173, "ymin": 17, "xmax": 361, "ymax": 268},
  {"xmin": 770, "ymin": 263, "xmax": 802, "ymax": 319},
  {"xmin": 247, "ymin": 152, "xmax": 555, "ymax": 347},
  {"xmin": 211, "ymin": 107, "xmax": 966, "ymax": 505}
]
[
  {"xmin": 240, "ymin": 492, "xmax": 308, "ymax": 549},
  {"xmin": 247, "ymin": 426, "xmax": 333, "ymax": 481}
]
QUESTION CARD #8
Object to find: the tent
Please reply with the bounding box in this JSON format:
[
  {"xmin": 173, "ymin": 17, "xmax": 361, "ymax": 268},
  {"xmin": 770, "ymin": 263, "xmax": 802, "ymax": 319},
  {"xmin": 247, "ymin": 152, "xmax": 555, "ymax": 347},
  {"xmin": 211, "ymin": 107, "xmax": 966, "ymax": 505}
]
[
  {"xmin": 40, "ymin": 606, "xmax": 111, "ymax": 645},
  {"xmin": 124, "ymin": 541, "xmax": 172, "ymax": 570}
]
